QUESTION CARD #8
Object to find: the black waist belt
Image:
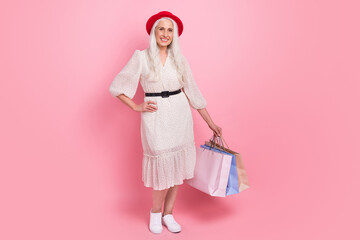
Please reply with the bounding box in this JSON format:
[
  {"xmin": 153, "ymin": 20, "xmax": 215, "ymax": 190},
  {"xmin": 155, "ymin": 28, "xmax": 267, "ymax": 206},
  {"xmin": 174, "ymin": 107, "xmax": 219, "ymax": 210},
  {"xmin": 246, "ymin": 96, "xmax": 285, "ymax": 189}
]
[{"xmin": 145, "ymin": 89, "xmax": 182, "ymax": 98}]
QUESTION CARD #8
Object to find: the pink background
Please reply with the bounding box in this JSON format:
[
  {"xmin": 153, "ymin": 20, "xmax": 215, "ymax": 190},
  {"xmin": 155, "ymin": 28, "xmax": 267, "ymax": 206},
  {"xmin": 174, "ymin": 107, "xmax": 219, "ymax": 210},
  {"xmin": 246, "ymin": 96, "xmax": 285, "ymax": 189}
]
[{"xmin": 1, "ymin": 0, "xmax": 359, "ymax": 239}]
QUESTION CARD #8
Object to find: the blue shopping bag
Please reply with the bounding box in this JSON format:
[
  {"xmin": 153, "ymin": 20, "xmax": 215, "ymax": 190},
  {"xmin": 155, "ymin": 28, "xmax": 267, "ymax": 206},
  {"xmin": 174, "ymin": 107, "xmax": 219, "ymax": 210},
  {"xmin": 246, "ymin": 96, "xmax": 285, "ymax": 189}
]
[{"xmin": 200, "ymin": 144, "xmax": 240, "ymax": 196}]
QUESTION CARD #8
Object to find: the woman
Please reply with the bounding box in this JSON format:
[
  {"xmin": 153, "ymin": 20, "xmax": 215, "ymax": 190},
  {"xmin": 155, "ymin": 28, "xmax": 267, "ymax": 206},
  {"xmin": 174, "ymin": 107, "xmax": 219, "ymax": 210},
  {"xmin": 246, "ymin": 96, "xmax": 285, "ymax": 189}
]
[{"xmin": 109, "ymin": 11, "xmax": 222, "ymax": 234}]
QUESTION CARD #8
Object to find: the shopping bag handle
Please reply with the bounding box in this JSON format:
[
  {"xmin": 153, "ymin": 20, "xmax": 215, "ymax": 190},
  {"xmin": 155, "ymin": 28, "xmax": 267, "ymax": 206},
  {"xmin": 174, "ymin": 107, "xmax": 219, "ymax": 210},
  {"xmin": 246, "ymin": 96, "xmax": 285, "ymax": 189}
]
[
  {"xmin": 209, "ymin": 134, "xmax": 219, "ymax": 149},
  {"xmin": 209, "ymin": 134, "xmax": 225, "ymax": 150},
  {"xmin": 219, "ymin": 134, "xmax": 230, "ymax": 149},
  {"xmin": 209, "ymin": 134, "xmax": 230, "ymax": 151}
]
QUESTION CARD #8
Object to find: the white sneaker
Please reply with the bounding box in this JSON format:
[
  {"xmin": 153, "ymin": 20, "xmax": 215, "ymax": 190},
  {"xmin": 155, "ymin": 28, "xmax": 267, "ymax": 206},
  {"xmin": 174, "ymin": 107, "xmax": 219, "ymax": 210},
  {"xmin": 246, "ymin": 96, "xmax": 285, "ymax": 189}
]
[
  {"xmin": 162, "ymin": 214, "xmax": 181, "ymax": 233},
  {"xmin": 149, "ymin": 209, "xmax": 163, "ymax": 234}
]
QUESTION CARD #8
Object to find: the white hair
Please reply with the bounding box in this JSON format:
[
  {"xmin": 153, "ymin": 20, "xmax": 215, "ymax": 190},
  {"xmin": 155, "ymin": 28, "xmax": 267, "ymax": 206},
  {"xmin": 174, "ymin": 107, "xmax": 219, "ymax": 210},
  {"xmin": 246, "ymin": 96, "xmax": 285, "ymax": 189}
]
[{"xmin": 145, "ymin": 17, "xmax": 185, "ymax": 85}]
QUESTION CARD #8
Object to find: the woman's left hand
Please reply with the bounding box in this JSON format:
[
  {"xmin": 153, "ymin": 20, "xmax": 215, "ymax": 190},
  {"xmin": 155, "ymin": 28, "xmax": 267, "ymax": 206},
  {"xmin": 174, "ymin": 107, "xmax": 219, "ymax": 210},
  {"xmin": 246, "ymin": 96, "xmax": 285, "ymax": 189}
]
[{"xmin": 208, "ymin": 122, "xmax": 222, "ymax": 137}]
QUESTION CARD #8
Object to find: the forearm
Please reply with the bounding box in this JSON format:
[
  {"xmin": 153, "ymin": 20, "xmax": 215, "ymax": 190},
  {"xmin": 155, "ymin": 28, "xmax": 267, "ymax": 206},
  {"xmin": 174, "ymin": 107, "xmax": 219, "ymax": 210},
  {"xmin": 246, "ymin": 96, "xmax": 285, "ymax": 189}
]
[
  {"xmin": 197, "ymin": 107, "xmax": 215, "ymax": 126},
  {"xmin": 116, "ymin": 94, "xmax": 137, "ymax": 111}
]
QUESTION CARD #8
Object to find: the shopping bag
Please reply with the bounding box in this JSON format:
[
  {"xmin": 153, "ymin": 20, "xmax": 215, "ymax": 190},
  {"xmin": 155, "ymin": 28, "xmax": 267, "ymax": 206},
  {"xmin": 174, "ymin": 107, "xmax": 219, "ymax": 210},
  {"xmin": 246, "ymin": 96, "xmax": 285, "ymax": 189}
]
[
  {"xmin": 185, "ymin": 145, "xmax": 233, "ymax": 197},
  {"xmin": 200, "ymin": 144, "xmax": 240, "ymax": 196},
  {"xmin": 205, "ymin": 135, "xmax": 250, "ymax": 192}
]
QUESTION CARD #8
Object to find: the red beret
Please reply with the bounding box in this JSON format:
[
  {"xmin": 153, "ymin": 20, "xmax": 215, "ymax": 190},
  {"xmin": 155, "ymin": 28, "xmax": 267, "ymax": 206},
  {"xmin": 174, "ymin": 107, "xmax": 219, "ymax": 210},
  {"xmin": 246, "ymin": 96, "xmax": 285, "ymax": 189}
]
[{"xmin": 146, "ymin": 11, "xmax": 184, "ymax": 37}]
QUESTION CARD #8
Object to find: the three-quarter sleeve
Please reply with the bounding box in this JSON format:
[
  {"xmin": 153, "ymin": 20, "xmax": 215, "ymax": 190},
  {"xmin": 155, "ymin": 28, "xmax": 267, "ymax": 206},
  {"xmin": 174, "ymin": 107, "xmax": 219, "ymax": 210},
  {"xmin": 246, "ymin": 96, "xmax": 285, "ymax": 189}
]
[
  {"xmin": 182, "ymin": 56, "xmax": 207, "ymax": 109},
  {"xmin": 109, "ymin": 49, "xmax": 142, "ymax": 99}
]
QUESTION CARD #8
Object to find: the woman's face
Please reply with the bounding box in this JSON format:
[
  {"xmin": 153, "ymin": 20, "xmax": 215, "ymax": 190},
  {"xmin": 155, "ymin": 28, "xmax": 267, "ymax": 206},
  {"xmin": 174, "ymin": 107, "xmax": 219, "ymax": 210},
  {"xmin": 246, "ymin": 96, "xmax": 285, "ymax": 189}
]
[{"xmin": 155, "ymin": 19, "xmax": 174, "ymax": 48}]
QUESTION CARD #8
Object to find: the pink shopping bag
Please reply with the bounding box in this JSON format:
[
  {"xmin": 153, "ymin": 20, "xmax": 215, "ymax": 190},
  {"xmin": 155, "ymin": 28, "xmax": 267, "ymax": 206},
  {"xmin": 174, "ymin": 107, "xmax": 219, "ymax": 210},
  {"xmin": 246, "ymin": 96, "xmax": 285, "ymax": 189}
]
[
  {"xmin": 205, "ymin": 134, "xmax": 250, "ymax": 193},
  {"xmin": 185, "ymin": 146, "xmax": 233, "ymax": 197}
]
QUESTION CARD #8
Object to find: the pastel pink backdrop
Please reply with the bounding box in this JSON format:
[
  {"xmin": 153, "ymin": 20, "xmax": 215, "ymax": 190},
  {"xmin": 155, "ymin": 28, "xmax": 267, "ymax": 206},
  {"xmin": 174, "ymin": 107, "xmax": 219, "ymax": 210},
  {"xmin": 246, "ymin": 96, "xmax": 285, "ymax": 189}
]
[{"xmin": 1, "ymin": 0, "xmax": 359, "ymax": 239}]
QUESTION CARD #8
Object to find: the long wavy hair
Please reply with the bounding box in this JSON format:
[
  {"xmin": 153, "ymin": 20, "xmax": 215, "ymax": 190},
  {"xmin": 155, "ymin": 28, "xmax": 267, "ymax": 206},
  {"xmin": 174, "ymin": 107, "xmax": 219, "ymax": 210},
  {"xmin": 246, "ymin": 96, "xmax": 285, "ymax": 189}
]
[{"xmin": 145, "ymin": 17, "xmax": 185, "ymax": 85}]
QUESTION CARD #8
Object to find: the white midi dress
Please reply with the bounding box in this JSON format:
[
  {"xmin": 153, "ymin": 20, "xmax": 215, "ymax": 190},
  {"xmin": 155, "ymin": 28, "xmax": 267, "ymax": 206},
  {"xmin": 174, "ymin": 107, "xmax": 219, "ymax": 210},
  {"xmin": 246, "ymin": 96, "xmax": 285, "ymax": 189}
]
[{"xmin": 109, "ymin": 48, "xmax": 207, "ymax": 190}]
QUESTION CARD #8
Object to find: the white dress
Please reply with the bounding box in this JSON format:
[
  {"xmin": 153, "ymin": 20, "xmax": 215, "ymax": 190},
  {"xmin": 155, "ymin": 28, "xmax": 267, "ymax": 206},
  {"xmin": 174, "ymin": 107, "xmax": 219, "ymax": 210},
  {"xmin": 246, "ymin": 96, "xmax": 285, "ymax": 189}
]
[{"xmin": 109, "ymin": 48, "xmax": 207, "ymax": 190}]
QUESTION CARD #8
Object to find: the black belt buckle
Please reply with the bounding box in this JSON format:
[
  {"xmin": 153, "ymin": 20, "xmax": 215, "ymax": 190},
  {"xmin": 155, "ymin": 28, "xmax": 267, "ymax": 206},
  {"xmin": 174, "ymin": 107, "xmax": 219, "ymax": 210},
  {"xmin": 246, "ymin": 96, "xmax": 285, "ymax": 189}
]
[{"xmin": 161, "ymin": 91, "xmax": 170, "ymax": 98}]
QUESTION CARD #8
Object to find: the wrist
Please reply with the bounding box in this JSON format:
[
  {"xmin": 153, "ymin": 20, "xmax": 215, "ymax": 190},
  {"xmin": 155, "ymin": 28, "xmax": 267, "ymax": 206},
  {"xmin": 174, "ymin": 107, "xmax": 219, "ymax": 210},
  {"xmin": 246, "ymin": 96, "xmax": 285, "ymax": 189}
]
[{"xmin": 131, "ymin": 104, "xmax": 138, "ymax": 111}]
